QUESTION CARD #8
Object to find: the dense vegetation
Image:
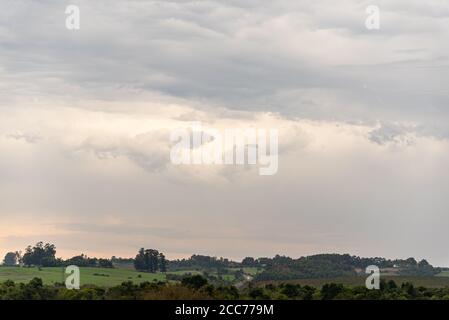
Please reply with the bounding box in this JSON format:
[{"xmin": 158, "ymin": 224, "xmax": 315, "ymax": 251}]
[
  {"xmin": 2, "ymin": 276, "xmax": 449, "ymax": 300},
  {"xmin": 4, "ymin": 242, "xmax": 439, "ymax": 280},
  {"xmin": 2, "ymin": 241, "xmax": 445, "ymax": 298},
  {"xmin": 134, "ymin": 248, "xmax": 166, "ymax": 272},
  {"xmin": 3, "ymin": 241, "xmax": 449, "ymax": 300},
  {"xmin": 168, "ymin": 254, "xmax": 238, "ymax": 271},
  {"xmin": 4, "ymin": 242, "xmax": 114, "ymax": 268},
  {"xmin": 253, "ymin": 254, "xmax": 440, "ymax": 280}
]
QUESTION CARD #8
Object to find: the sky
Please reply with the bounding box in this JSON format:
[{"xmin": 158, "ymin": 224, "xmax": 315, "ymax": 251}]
[{"xmin": 1, "ymin": 0, "xmax": 449, "ymax": 265}]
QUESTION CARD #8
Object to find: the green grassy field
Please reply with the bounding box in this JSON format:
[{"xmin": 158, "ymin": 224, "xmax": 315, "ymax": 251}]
[
  {"xmin": 242, "ymin": 267, "xmax": 262, "ymax": 276},
  {"xmin": 257, "ymin": 275, "xmax": 449, "ymax": 289},
  {"xmin": 436, "ymin": 271, "xmax": 449, "ymax": 277},
  {"xmin": 0, "ymin": 265, "xmax": 255, "ymax": 287},
  {"xmin": 0, "ymin": 266, "xmax": 165, "ymax": 287},
  {"xmin": 167, "ymin": 270, "xmax": 202, "ymax": 275},
  {"xmin": 227, "ymin": 267, "xmax": 262, "ymax": 276},
  {"xmin": 6, "ymin": 266, "xmax": 447, "ymax": 289}
]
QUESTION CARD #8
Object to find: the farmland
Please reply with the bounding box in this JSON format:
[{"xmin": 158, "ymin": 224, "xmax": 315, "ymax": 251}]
[
  {"xmin": 0, "ymin": 266, "xmax": 255, "ymax": 287},
  {"xmin": 0, "ymin": 266, "xmax": 166, "ymax": 287},
  {"xmin": 3, "ymin": 265, "xmax": 449, "ymax": 290}
]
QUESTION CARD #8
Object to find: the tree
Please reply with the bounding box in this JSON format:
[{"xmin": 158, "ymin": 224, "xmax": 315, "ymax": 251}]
[
  {"xmin": 22, "ymin": 242, "xmax": 58, "ymax": 266},
  {"xmin": 321, "ymin": 283, "xmax": 344, "ymax": 300},
  {"xmin": 281, "ymin": 284, "xmax": 300, "ymax": 298},
  {"xmin": 418, "ymin": 259, "xmax": 430, "ymax": 267},
  {"xmin": 248, "ymin": 288, "xmax": 269, "ymax": 299},
  {"xmin": 159, "ymin": 253, "xmax": 167, "ymax": 272},
  {"xmin": 242, "ymin": 257, "xmax": 256, "ymax": 266},
  {"xmin": 134, "ymin": 248, "xmax": 146, "ymax": 271},
  {"xmin": 149, "ymin": 249, "xmax": 159, "ymax": 273},
  {"xmin": 405, "ymin": 257, "xmax": 418, "ymax": 266},
  {"xmin": 134, "ymin": 248, "xmax": 164, "ymax": 273},
  {"xmin": 181, "ymin": 275, "xmax": 208, "ymax": 290},
  {"xmin": 65, "ymin": 254, "xmax": 98, "ymax": 267},
  {"xmin": 387, "ymin": 280, "xmax": 398, "ymax": 289},
  {"xmin": 3, "ymin": 252, "xmax": 18, "ymax": 266},
  {"xmin": 98, "ymin": 259, "xmax": 114, "ymax": 268}
]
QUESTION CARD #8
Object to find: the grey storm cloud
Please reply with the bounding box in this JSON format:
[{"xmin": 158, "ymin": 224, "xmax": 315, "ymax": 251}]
[
  {"xmin": 1, "ymin": 0, "xmax": 449, "ymax": 265},
  {"xmin": 1, "ymin": 0, "xmax": 449, "ymax": 133}
]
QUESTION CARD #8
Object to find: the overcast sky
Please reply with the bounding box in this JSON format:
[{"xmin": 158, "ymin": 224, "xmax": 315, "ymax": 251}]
[{"xmin": 1, "ymin": 0, "xmax": 449, "ymax": 265}]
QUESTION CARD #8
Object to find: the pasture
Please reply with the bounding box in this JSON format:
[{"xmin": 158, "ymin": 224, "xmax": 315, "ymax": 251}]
[{"xmin": 0, "ymin": 266, "xmax": 166, "ymax": 287}]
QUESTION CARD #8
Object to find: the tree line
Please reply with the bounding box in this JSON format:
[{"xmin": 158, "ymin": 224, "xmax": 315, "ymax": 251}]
[
  {"xmin": 2, "ymin": 242, "xmax": 167, "ymax": 273},
  {"xmin": 2, "ymin": 276, "xmax": 449, "ymax": 300},
  {"xmin": 2, "ymin": 242, "xmax": 117, "ymax": 269},
  {"xmin": 3, "ymin": 244, "xmax": 440, "ymax": 280},
  {"xmin": 252, "ymin": 254, "xmax": 439, "ymax": 280},
  {"xmin": 134, "ymin": 248, "xmax": 167, "ymax": 272}
]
